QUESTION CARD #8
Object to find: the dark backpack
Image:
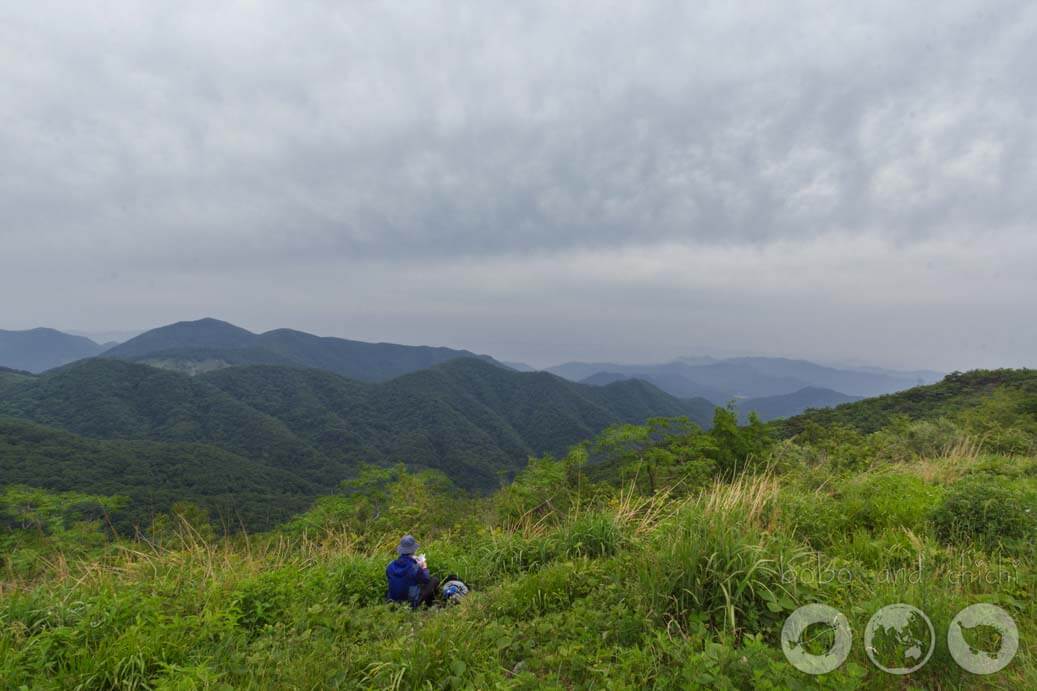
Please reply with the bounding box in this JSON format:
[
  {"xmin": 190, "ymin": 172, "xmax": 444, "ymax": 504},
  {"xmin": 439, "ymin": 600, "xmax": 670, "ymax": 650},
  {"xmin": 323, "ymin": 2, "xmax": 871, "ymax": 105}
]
[{"xmin": 440, "ymin": 574, "xmax": 470, "ymax": 604}]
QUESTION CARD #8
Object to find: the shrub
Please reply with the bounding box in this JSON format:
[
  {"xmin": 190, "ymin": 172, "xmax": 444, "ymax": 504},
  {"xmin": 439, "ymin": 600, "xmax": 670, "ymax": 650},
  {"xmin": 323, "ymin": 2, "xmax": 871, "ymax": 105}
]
[
  {"xmin": 230, "ymin": 568, "xmax": 303, "ymax": 631},
  {"xmin": 490, "ymin": 559, "xmax": 608, "ymax": 619},
  {"xmin": 777, "ymin": 490, "xmax": 850, "ymax": 547},
  {"xmin": 546, "ymin": 511, "xmax": 625, "ymax": 560},
  {"xmin": 468, "ymin": 530, "xmax": 552, "ymax": 580},
  {"xmin": 984, "ymin": 427, "xmax": 1037, "ymax": 456},
  {"xmin": 329, "ymin": 556, "xmax": 387, "ymax": 606},
  {"xmin": 636, "ymin": 505, "xmax": 801, "ymax": 636},
  {"xmin": 932, "ymin": 477, "xmax": 1036, "ymax": 548},
  {"xmin": 840, "ymin": 472, "xmax": 943, "ymax": 533}
]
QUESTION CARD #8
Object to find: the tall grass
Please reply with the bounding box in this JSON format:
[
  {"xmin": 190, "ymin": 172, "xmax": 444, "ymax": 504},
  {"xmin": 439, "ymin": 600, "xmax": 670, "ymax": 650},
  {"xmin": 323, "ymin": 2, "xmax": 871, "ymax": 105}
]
[{"xmin": 1, "ymin": 452, "xmax": 1035, "ymax": 689}]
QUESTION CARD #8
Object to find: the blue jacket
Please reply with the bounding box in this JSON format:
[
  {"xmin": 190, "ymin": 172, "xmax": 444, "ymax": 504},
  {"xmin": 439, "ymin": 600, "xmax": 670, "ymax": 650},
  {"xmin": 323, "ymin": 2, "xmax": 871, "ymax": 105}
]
[{"xmin": 386, "ymin": 555, "xmax": 430, "ymax": 606}]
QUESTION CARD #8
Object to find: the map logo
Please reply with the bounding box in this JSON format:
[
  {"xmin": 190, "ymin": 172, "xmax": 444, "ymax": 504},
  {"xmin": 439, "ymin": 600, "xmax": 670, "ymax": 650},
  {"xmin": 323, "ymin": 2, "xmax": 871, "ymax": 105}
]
[
  {"xmin": 781, "ymin": 604, "xmax": 853, "ymax": 675},
  {"xmin": 782, "ymin": 602, "xmax": 1020, "ymax": 676},
  {"xmin": 864, "ymin": 604, "xmax": 935, "ymax": 674},
  {"xmin": 947, "ymin": 604, "xmax": 1019, "ymax": 675}
]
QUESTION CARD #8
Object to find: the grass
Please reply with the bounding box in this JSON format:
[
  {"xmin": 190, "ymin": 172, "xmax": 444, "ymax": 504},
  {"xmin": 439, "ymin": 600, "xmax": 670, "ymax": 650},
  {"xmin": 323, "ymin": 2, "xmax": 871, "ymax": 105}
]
[{"xmin": 1, "ymin": 445, "xmax": 1036, "ymax": 688}]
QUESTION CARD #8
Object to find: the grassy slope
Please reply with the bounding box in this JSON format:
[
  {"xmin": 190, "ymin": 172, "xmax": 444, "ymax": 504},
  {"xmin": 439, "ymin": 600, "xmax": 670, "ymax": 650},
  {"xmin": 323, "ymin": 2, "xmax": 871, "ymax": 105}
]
[{"xmin": 1, "ymin": 449, "xmax": 1034, "ymax": 689}]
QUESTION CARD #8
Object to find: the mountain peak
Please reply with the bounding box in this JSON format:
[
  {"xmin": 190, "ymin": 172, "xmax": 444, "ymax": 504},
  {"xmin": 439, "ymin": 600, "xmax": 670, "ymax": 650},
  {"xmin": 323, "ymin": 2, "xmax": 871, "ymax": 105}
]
[
  {"xmin": 167, "ymin": 317, "xmax": 255, "ymax": 334},
  {"xmin": 103, "ymin": 319, "xmax": 257, "ymax": 359}
]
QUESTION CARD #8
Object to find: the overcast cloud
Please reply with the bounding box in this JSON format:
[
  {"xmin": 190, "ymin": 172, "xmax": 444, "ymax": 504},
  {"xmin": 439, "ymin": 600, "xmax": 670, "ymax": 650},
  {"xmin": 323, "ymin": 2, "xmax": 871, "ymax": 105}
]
[{"xmin": 1, "ymin": 1, "xmax": 1034, "ymax": 370}]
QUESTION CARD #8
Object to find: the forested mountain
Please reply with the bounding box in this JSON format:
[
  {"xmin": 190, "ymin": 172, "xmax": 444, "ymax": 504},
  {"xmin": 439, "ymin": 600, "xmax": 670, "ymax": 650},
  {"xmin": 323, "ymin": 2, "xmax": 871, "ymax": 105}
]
[
  {"xmin": 0, "ymin": 418, "xmax": 316, "ymax": 531},
  {"xmin": 103, "ymin": 318, "xmax": 502, "ymax": 381},
  {"xmin": 0, "ymin": 328, "xmax": 105, "ymax": 373},
  {"xmin": 552, "ymin": 356, "xmax": 942, "ymax": 403},
  {"xmin": 0, "ymin": 358, "xmax": 331, "ymax": 480},
  {"xmin": 0, "ymin": 357, "xmax": 714, "ymax": 526},
  {"xmin": 735, "ymin": 387, "xmax": 861, "ymax": 422}
]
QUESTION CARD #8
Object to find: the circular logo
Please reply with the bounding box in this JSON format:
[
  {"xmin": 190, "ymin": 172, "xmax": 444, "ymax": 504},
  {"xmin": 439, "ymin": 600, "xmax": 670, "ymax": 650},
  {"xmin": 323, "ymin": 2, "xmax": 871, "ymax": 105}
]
[
  {"xmin": 947, "ymin": 604, "xmax": 1019, "ymax": 675},
  {"xmin": 864, "ymin": 604, "xmax": 935, "ymax": 675},
  {"xmin": 781, "ymin": 604, "xmax": 853, "ymax": 675}
]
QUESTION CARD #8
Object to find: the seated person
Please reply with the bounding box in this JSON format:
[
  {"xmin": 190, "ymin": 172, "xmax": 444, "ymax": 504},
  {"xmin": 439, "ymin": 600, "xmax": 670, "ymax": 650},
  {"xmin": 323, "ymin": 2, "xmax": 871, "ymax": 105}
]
[{"xmin": 385, "ymin": 534, "xmax": 439, "ymax": 608}]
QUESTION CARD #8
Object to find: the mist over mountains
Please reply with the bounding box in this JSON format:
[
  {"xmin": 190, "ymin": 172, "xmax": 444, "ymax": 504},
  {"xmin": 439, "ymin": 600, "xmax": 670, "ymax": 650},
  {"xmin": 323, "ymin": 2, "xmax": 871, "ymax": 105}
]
[
  {"xmin": 550, "ymin": 357, "xmax": 940, "ymax": 401},
  {"xmin": 548, "ymin": 357, "xmax": 939, "ymax": 423}
]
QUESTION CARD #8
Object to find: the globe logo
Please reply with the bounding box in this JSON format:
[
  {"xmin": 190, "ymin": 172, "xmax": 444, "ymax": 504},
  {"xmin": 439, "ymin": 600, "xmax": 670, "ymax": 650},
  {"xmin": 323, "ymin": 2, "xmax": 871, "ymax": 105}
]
[
  {"xmin": 947, "ymin": 604, "xmax": 1019, "ymax": 675},
  {"xmin": 864, "ymin": 604, "xmax": 935, "ymax": 675},
  {"xmin": 781, "ymin": 604, "xmax": 853, "ymax": 675}
]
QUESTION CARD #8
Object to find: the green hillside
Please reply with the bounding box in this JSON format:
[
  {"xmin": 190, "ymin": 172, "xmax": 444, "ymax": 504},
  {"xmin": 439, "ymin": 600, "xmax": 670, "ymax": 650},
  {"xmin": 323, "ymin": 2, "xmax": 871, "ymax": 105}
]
[
  {"xmin": 0, "ymin": 368, "xmax": 34, "ymax": 394},
  {"xmin": 0, "ymin": 418, "xmax": 315, "ymax": 532},
  {"xmin": 0, "ymin": 358, "xmax": 331, "ymax": 482},
  {"xmin": 781, "ymin": 369, "xmax": 1037, "ymax": 435}
]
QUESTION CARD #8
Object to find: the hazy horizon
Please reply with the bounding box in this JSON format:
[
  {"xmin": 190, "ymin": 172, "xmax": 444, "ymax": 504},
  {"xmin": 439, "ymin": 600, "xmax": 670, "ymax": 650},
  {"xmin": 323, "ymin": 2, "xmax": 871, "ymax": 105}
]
[
  {"xmin": 38, "ymin": 317, "xmax": 962, "ymax": 374},
  {"xmin": 3, "ymin": 2, "xmax": 1034, "ymax": 373}
]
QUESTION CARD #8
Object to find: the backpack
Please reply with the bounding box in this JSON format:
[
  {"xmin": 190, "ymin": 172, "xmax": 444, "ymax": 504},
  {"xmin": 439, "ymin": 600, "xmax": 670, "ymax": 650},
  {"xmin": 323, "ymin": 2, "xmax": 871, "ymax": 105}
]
[{"xmin": 440, "ymin": 574, "xmax": 470, "ymax": 605}]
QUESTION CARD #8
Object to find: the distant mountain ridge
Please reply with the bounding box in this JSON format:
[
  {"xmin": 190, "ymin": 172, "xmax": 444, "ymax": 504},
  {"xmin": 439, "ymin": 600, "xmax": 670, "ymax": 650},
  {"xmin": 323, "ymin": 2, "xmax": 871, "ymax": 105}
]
[
  {"xmin": 0, "ymin": 328, "xmax": 105, "ymax": 373},
  {"xmin": 579, "ymin": 370, "xmax": 732, "ymax": 404},
  {"xmin": 555, "ymin": 356, "xmax": 942, "ymax": 404},
  {"xmin": 103, "ymin": 318, "xmax": 503, "ymax": 382},
  {"xmin": 736, "ymin": 387, "xmax": 862, "ymax": 423}
]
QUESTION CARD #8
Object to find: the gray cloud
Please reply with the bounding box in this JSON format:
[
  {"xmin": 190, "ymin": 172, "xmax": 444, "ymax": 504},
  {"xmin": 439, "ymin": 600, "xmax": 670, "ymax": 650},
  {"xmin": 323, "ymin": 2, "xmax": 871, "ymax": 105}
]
[{"xmin": 1, "ymin": 1, "xmax": 1034, "ymax": 369}]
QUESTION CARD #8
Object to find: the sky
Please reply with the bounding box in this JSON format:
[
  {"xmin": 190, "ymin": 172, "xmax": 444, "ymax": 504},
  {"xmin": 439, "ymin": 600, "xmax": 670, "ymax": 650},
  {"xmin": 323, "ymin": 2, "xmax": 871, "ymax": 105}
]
[{"xmin": 2, "ymin": 1, "xmax": 1035, "ymax": 371}]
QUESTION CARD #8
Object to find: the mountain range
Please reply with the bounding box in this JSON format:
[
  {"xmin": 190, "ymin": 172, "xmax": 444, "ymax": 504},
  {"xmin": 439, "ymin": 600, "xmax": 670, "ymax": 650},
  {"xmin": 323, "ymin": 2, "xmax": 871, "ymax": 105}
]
[
  {"xmin": 0, "ymin": 318, "xmax": 946, "ymax": 447},
  {"xmin": 0, "ymin": 354, "xmax": 714, "ymax": 529},
  {"xmin": 102, "ymin": 318, "xmax": 502, "ymax": 381}
]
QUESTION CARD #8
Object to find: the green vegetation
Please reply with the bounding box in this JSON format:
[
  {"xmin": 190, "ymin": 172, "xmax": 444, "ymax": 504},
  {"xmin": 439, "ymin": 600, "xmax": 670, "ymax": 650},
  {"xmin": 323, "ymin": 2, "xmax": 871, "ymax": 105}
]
[
  {"xmin": 782, "ymin": 369, "xmax": 1037, "ymax": 438},
  {"xmin": 1, "ymin": 369, "xmax": 1035, "ymax": 688}
]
